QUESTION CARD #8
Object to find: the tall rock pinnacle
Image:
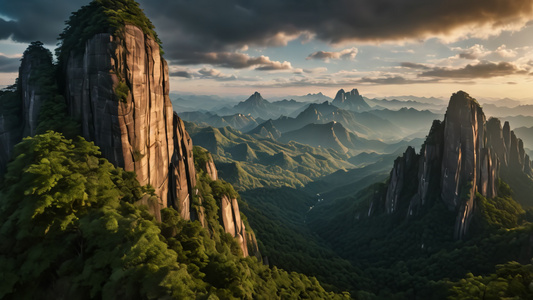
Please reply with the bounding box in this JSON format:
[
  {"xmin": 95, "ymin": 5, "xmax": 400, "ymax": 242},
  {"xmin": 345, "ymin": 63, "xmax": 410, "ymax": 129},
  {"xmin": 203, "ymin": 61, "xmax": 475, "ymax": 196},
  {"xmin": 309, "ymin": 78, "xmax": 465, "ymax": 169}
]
[
  {"xmin": 58, "ymin": 1, "xmax": 196, "ymax": 221},
  {"xmin": 372, "ymin": 91, "xmax": 532, "ymax": 239}
]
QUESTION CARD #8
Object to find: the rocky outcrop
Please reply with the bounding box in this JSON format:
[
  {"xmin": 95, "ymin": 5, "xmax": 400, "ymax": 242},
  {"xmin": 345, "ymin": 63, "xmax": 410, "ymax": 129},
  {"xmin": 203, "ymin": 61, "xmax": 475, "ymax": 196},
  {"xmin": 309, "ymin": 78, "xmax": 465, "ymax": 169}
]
[
  {"xmin": 63, "ymin": 25, "xmax": 196, "ymax": 220},
  {"xmin": 385, "ymin": 146, "xmax": 418, "ymax": 214},
  {"xmin": 372, "ymin": 91, "xmax": 532, "ymax": 239},
  {"xmin": 19, "ymin": 44, "xmax": 54, "ymax": 136},
  {"xmin": 220, "ymin": 195, "xmax": 249, "ymax": 256},
  {"xmin": 0, "ymin": 43, "xmax": 53, "ymax": 175},
  {"xmin": 332, "ymin": 88, "xmax": 371, "ymax": 111},
  {"xmin": 204, "ymin": 153, "xmax": 218, "ymax": 181},
  {"xmin": 192, "ymin": 145, "xmax": 257, "ymax": 257}
]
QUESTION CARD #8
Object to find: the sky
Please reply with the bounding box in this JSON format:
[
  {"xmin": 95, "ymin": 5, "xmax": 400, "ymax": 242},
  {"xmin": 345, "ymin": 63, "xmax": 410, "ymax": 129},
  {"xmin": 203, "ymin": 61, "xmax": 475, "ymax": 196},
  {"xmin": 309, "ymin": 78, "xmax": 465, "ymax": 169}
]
[{"xmin": 0, "ymin": 0, "xmax": 532, "ymax": 101}]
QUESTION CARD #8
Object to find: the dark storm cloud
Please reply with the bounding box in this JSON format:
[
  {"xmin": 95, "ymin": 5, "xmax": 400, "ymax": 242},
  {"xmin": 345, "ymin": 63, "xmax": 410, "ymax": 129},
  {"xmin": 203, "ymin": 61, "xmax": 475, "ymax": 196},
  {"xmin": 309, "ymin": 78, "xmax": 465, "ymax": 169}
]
[
  {"xmin": 400, "ymin": 62, "xmax": 431, "ymax": 70},
  {"xmin": 138, "ymin": 0, "xmax": 533, "ymax": 59},
  {"xmin": 171, "ymin": 52, "xmax": 293, "ymax": 71},
  {"xmin": 0, "ymin": 0, "xmax": 89, "ymax": 44},
  {"xmin": 169, "ymin": 71, "xmax": 193, "ymax": 78},
  {"xmin": 1, "ymin": 0, "xmax": 532, "ymax": 65},
  {"xmin": 419, "ymin": 62, "xmax": 526, "ymax": 78},
  {"xmin": 0, "ymin": 55, "xmax": 21, "ymax": 73},
  {"xmin": 169, "ymin": 67, "xmax": 239, "ymax": 81}
]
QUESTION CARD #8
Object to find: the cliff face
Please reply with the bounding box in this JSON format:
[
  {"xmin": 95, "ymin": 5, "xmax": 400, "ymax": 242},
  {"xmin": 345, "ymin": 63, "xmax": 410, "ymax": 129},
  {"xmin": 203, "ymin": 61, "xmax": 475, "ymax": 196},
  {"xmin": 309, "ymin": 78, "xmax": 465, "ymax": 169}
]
[
  {"xmin": 0, "ymin": 90, "xmax": 22, "ymax": 175},
  {"xmin": 372, "ymin": 91, "xmax": 532, "ymax": 239},
  {"xmin": 63, "ymin": 25, "xmax": 196, "ymax": 220},
  {"xmin": 440, "ymin": 92, "xmax": 498, "ymax": 238},
  {"xmin": 193, "ymin": 150, "xmax": 258, "ymax": 257},
  {"xmin": 19, "ymin": 53, "xmax": 46, "ymax": 138},
  {"xmin": 220, "ymin": 195, "xmax": 250, "ymax": 256},
  {"xmin": 0, "ymin": 43, "xmax": 53, "ymax": 174}
]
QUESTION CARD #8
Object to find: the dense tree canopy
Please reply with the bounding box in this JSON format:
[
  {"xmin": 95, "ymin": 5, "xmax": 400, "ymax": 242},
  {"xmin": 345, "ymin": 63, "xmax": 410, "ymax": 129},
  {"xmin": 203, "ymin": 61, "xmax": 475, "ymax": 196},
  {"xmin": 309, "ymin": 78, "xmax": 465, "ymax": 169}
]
[{"xmin": 0, "ymin": 131, "xmax": 348, "ymax": 299}]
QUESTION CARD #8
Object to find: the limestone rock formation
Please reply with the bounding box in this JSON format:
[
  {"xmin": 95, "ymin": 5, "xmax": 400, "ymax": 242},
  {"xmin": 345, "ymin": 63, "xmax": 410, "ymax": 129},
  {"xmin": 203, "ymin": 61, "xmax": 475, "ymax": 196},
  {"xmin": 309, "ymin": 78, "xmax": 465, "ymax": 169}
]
[
  {"xmin": 332, "ymin": 88, "xmax": 371, "ymax": 111},
  {"xmin": 370, "ymin": 91, "xmax": 532, "ymax": 239},
  {"xmin": 63, "ymin": 25, "xmax": 196, "ymax": 220}
]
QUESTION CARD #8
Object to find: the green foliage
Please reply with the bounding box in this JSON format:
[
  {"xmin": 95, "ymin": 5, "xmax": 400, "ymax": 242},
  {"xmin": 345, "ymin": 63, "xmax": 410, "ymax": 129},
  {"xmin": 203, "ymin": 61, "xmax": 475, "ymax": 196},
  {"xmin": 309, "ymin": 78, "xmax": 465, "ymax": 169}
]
[
  {"xmin": 193, "ymin": 145, "xmax": 211, "ymax": 174},
  {"xmin": 0, "ymin": 131, "xmax": 180, "ymax": 298},
  {"xmin": 0, "ymin": 131, "xmax": 348, "ymax": 299},
  {"xmin": 57, "ymin": 0, "xmax": 163, "ymax": 67},
  {"xmin": 474, "ymin": 192, "xmax": 525, "ymax": 231},
  {"xmin": 186, "ymin": 123, "xmax": 354, "ymax": 190},
  {"xmin": 114, "ymin": 81, "xmax": 130, "ymax": 102},
  {"xmin": 239, "ymin": 187, "xmax": 368, "ymax": 294},
  {"xmin": 448, "ymin": 261, "xmax": 533, "ymax": 300}
]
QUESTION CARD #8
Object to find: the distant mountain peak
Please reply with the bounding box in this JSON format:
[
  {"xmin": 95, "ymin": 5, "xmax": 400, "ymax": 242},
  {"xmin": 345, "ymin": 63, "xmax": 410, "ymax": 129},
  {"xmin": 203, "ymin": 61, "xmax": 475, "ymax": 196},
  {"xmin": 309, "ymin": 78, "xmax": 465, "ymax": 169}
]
[
  {"xmin": 332, "ymin": 88, "xmax": 370, "ymax": 111},
  {"xmin": 246, "ymin": 91, "xmax": 266, "ymax": 102}
]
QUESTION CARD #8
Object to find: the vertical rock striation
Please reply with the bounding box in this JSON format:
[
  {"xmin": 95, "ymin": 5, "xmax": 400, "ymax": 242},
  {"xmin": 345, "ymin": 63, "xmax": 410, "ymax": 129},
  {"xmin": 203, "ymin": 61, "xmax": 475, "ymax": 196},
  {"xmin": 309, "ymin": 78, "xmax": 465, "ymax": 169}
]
[
  {"xmin": 63, "ymin": 25, "xmax": 196, "ymax": 220},
  {"xmin": 0, "ymin": 43, "xmax": 53, "ymax": 174},
  {"xmin": 372, "ymin": 91, "xmax": 532, "ymax": 239}
]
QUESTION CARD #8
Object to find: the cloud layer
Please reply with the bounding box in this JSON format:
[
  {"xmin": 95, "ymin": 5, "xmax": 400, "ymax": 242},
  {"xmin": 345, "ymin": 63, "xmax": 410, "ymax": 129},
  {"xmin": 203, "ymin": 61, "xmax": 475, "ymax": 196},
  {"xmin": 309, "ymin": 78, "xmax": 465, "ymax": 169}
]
[
  {"xmin": 306, "ymin": 48, "xmax": 358, "ymax": 62},
  {"xmin": 419, "ymin": 62, "xmax": 527, "ymax": 78},
  {"xmin": 0, "ymin": 0, "xmax": 532, "ymax": 64}
]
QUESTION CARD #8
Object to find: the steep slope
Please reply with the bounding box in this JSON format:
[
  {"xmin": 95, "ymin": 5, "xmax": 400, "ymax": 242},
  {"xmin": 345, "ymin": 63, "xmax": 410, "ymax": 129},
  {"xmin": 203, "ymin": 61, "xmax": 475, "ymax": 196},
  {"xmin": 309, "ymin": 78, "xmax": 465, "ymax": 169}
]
[{"xmin": 332, "ymin": 88, "xmax": 371, "ymax": 111}]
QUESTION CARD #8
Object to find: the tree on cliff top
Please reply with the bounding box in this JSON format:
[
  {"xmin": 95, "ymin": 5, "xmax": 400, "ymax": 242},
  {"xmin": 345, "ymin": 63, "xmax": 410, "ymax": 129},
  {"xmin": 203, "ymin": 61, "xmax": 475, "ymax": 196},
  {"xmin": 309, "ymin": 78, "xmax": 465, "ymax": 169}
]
[{"xmin": 56, "ymin": 0, "xmax": 162, "ymax": 66}]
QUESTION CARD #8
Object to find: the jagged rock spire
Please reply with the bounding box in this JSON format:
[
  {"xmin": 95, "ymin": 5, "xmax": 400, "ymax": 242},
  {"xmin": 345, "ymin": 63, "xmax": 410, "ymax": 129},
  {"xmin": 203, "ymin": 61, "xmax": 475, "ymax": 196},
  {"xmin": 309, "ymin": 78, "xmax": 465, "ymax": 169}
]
[{"xmin": 373, "ymin": 91, "xmax": 532, "ymax": 239}]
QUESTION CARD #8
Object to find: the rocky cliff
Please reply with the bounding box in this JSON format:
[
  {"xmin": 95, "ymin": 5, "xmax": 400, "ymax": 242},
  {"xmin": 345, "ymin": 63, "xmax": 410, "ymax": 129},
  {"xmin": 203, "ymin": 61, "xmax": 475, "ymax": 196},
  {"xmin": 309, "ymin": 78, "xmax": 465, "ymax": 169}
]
[
  {"xmin": 62, "ymin": 25, "xmax": 197, "ymax": 221},
  {"xmin": 0, "ymin": 42, "xmax": 54, "ymax": 174},
  {"xmin": 372, "ymin": 91, "xmax": 532, "ymax": 239},
  {"xmin": 1, "ymin": 1, "xmax": 257, "ymax": 258},
  {"xmin": 193, "ymin": 146, "xmax": 259, "ymax": 257}
]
